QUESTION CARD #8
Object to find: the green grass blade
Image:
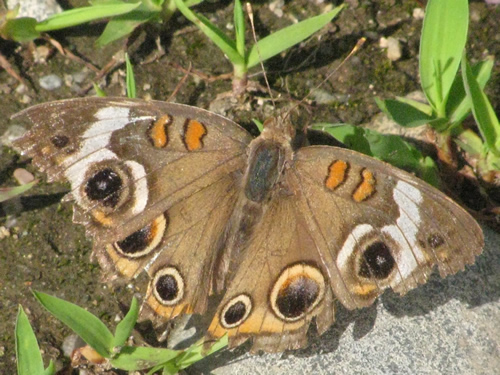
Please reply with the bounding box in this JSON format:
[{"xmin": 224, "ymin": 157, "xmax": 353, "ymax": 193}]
[
  {"xmin": 419, "ymin": 0, "xmax": 468, "ymax": 115},
  {"xmin": 111, "ymin": 346, "xmax": 181, "ymax": 371},
  {"xmin": 93, "ymin": 83, "xmax": 107, "ymax": 97},
  {"xmin": 461, "ymin": 54, "xmax": 500, "ymax": 156},
  {"xmin": 174, "ymin": 0, "xmax": 243, "ymax": 65},
  {"xmin": 125, "ymin": 53, "xmax": 136, "ymax": 99},
  {"xmin": 16, "ymin": 306, "xmax": 46, "ymax": 375},
  {"xmin": 35, "ymin": 1, "xmax": 142, "ymax": 32},
  {"xmin": 375, "ymin": 98, "xmax": 434, "ymax": 128},
  {"xmin": 42, "ymin": 361, "xmax": 56, "ymax": 375},
  {"xmin": 234, "ymin": 0, "xmax": 245, "ymax": 57},
  {"xmin": 176, "ymin": 335, "xmax": 228, "ymax": 370},
  {"xmin": 33, "ymin": 291, "xmax": 114, "ymax": 358},
  {"xmin": 112, "ymin": 298, "xmax": 139, "ymax": 349},
  {"xmin": 448, "ymin": 56, "xmax": 494, "ymax": 125},
  {"xmin": 246, "ymin": 5, "xmax": 344, "ymax": 68},
  {"xmin": 312, "ymin": 123, "xmax": 440, "ymax": 186},
  {"xmin": 0, "ymin": 180, "xmax": 37, "ymax": 203}
]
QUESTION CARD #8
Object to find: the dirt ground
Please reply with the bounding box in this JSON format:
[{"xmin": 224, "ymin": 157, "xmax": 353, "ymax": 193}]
[{"xmin": 0, "ymin": 0, "xmax": 499, "ymax": 374}]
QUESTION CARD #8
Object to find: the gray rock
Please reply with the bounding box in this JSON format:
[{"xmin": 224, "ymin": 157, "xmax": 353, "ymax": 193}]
[
  {"xmin": 39, "ymin": 74, "xmax": 63, "ymax": 91},
  {"xmin": 7, "ymin": 0, "xmax": 62, "ymax": 22},
  {"xmin": 191, "ymin": 225, "xmax": 499, "ymax": 374}
]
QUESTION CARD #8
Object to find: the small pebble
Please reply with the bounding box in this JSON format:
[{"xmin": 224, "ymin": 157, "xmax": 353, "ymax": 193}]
[
  {"xmin": 14, "ymin": 168, "xmax": 35, "ymax": 185},
  {"xmin": 0, "ymin": 226, "xmax": 10, "ymax": 239},
  {"xmin": 39, "ymin": 74, "xmax": 63, "ymax": 90},
  {"xmin": 413, "ymin": 8, "xmax": 425, "ymax": 20},
  {"xmin": 380, "ymin": 37, "xmax": 402, "ymax": 61}
]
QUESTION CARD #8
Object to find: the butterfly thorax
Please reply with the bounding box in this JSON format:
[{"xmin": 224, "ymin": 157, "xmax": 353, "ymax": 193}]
[{"xmin": 214, "ymin": 116, "xmax": 296, "ymax": 290}]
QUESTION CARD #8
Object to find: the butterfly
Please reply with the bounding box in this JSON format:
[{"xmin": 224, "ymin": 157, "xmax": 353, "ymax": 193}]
[{"xmin": 12, "ymin": 96, "xmax": 483, "ymax": 352}]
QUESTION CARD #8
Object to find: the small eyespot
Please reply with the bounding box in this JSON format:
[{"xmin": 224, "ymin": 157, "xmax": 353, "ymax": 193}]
[
  {"xmin": 220, "ymin": 294, "xmax": 252, "ymax": 329},
  {"xmin": 51, "ymin": 135, "xmax": 70, "ymax": 148},
  {"xmin": 153, "ymin": 267, "xmax": 185, "ymax": 306},
  {"xmin": 358, "ymin": 241, "xmax": 395, "ymax": 279},
  {"xmin": 84, "ymin": 168, "xmax": 122, "ymax": 207},
  {"xmin": 427, "ymin": 233, "xmax": 445, "ymax": 249}
]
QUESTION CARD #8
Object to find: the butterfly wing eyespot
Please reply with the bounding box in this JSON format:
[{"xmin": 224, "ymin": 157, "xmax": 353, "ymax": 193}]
[
  {"xmin": 220, "ymin": 294, "xmax": 253, "ymax": 329},
  {"xmin": 152, "ymin": 267, "xmax": 185, "ymax": 306},
  {"xmin": 293, "ymin": 146, "xmax": 483, "ymax": 310},
  {"xmin": 269, "ymin": 263, "xmax": 326, "ymax": 322}
]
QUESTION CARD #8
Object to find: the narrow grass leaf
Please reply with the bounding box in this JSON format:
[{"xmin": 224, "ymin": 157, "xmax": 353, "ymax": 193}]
[
  {"xmin": 461, "ymin": 55, "xmax": 500, "ymax": 155},
  {"xmin": 16, "ymin": 306, "xmax": 46, "ymax": 375},
  {"xmin": 125, "ymin": 53, "xmax": 136, "ymax": 99},
  {"xmin": 42, "ymin": 361, "xmax": 56, "ymax": 375},
  {"xmin": 312, "ymin": 123, "xmax": 440, "ymax": 186},
  {"xmin": 95, "ymin": 1, "xmax": 161, "ymax": 47},
  {"xmin": 448, "ymin": 56, "xmax": 494, "ymax": 125},
  {"xmin": 35, "ymin": 2, "xmax": 142, "ymax": 32},
  {"xmin": 375, "ymin": 98, "xmax": 434, "ymax": 128},
  {"xmin": 0, "ymin": 180, "xmax": 37, "ymax": 203},
  {"xmin": 234, "ymin": 0, "xmax": 245, "ymax": 57},
  {"xmin": 111, "ymin": 346, "xmax": 181, "ymax": 371},
  {"xmin": 246, "ymin": 5, "xmax": 344, "ymax": 68},
  {"xmin": 112, "ymin": 297, "xmax": 139, "ymax": 349},
  {"xmin": 33, "ymin": 291, "xmax": 114, "ymax": 358},
  {"xmin": 174, "ymin": 0, "xmax": 242, "ymax": 65},
  {"xmin": 93, "ymin": 83, "xmax": 107, "ymax": 97},
  {"xmin": 419, "ymin": 0, "xmax": 468, "ymax": 114},
  {"xmin": 176, "ymin": 335, "xmax": 228, "ymax": 370}
]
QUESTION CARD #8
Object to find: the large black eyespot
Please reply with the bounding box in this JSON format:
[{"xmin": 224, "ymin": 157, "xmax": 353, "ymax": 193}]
[
  {"xmin": 113, "ymin": 214, "xmax": 167, "ymax": 258},
  {"xmin": 270, "ymin": 263, "xmax": 325, "ymax": 322},
  {"xmin": 85, "ymin": 168, "xmax": 122, "ymax": 207},
  {"xmin": 220, "ymin": 294, "xmax": 252, "ymax": 329},
  {"xmin": 153, "ymin": 267, "xmax": 184, "ymax": 306},
  {"xmin": 276, "ymin": 276, "xmax": 319, "ymax": 319},
  {"xmin": 359, "ymin": 241, "xmax": 395, "ymax": 279}
]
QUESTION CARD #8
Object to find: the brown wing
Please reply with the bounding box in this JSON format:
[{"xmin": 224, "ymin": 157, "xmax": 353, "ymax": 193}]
[
  {"xmin": 292, "ymin": 145, "xmax": 483, "ymax": 310},
  {"xmin": 206, "ymin": 193, "xmax": 337, "ymax": 352},
  {"xmin": 13, "ymin": 97, "xmax": 252, "ymax": 317},
  {"xmin": 205, "ymin": 144, "xmax": 483, "ymax": 352}
]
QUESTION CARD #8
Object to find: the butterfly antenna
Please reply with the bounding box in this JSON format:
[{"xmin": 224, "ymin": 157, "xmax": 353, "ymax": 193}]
[
  {"xmin": 246, "ymin": 2, "xmax": 276, "ymax": 108},
  {"xmin": 283, "ymin": 37, "xmax": 367, "ymax": 122}
]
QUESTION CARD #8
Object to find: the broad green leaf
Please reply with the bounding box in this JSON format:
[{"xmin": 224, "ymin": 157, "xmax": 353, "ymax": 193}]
[
  {"xmin": 33, "ymin": 291, "xmax": 114, "ymax": 358},
  {"xmin": 246, "ymin": 5, "xmax": 344, "ymax": 68},
  {"xmin": 16, "ymin": 306, "xmax": 46, "ymax": 375},
  {"xmin": 0, "ymin": 180, "xmax": 37, "ymax": 203},
  {"xmin": 111, "ymin": 346, "xmax": 180, "ymax": 371},
  {"xmin": 125, "ymin": 53, "xmax": 136, "ymax": 99},
  {"xmin": 312, "ymin": 123, "xmax": 440, "ymax": 186},
  {"xmin": 35, "ymin": 2, "xmax": 142, "ymax": 32},
  {"xmin": 419, "ymin": 0, "xmax": 468, "ymax": 115},
  {"xmin": 461, "ymin": 55, "xmax": 500, "ymax": 156},
  {"xmin": 1, "ymin": 17, "xmax": 40, "ymax": 42},
  {"xmin": 375, "ymin": 98, "xmax": 434, "ymax": 128},
  {"xmin": 112, "ymin": 298, "xmax": 139, "ymax": 349},
  {"xmin": 174, "ymin": 0, "xmax": 243, "ymax": 65},
  {"xmin": 448, "ymin": 56, "xmax": 494, "ymax": 125}
]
